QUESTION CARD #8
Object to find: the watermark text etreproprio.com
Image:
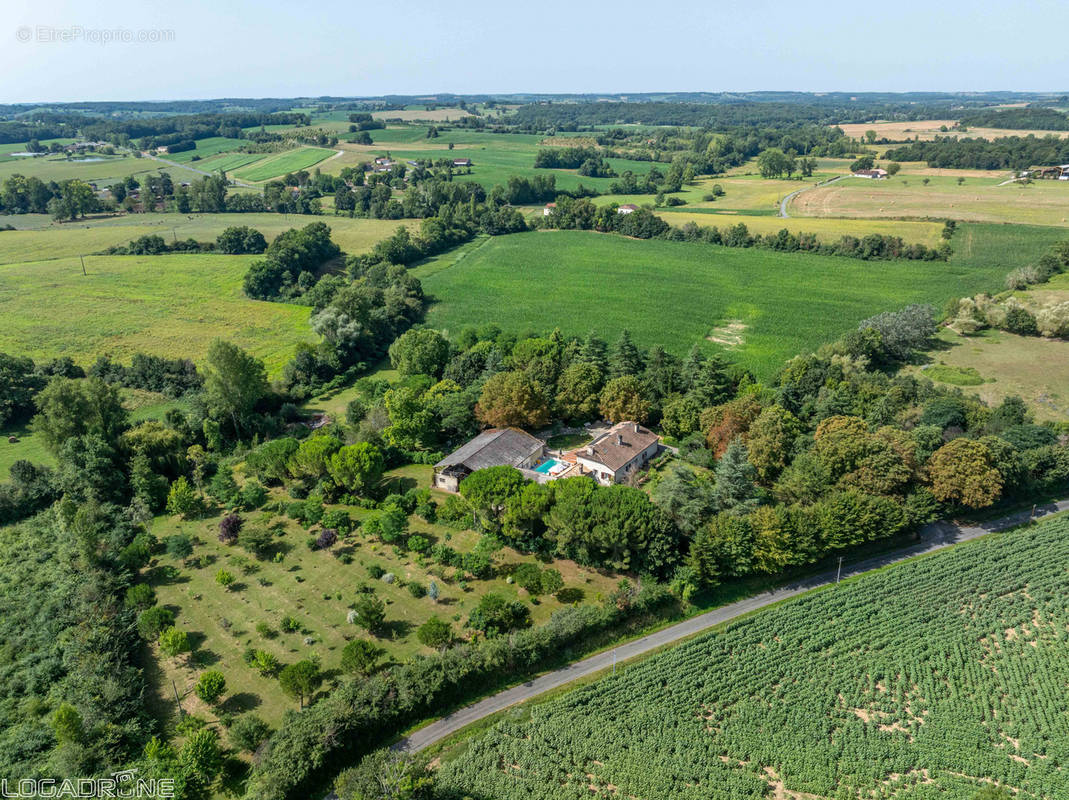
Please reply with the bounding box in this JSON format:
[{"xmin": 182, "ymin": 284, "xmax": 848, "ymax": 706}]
[
  {"xmin": 15, "ymin": 25, "xmax": 175, "ymax": 44},
  {"xmin": 0, "ymin": 769, "xmax": 174, "ymax": 798}
]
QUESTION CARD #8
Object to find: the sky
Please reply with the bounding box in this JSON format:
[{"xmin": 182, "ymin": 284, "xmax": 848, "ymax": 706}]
[{"xmin": 3, "ymin": 0, "xmax": 1068, "ymax": 103}]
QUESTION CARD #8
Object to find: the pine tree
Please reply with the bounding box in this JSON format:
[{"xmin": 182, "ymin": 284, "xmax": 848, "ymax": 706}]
[
  {"xmin": 610, "ymin": 330, "xmax": 644, "ymax": 377},
  {"xmin": 579, "ymin": 331, "xmax": 609, "ymax": 373},
  {"xmin": 712, "ymin": 438, "xmax": 759, "ymax": 514}
]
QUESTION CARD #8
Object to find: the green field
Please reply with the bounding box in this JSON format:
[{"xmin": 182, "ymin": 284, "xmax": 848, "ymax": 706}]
[
  {"xmin": 0, "ymin": 253, "xmax": 315, "ymax": 374},
  {"xmin": 0, "ymin": 212, "xmax": 414, "ymax": 265},
  {"xmin": 147, "ymin": 465, "xmax": 619, "ymax": 727},
  {"xmin": 412, "ymin": 227, "xmax": 1036, "ymax": 378},
  {"xmin": 164, "ymin": 137, "xmax": 249, "ymax": 163},
  {"xmin": 436, "ymin": 516, "xmax": 1069, "ymax": 800},
  {"xmin": 0, "ymin": 151, "xmax": 205, "ymax": 187},
  {"xmin": 235, "ymin": 147, "xmax": 336, "ymax": 182}
]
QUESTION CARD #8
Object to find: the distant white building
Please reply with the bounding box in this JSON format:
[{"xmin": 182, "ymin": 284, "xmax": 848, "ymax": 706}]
[
  {"xmin": 617, "ymin": 203, "xmax": 638, "ymax": 214},
  {"xmin": 852, "ymin": 168, "xmax": 888, "ymax": 179},
  {"xmin": 543, "ymin": 202, "xmax": 556, "ymax": 216}
]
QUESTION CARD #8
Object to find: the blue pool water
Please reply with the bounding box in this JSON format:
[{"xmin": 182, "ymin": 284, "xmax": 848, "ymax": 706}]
[{"xmin": 533, "ymin": 458, "xmax": 563, "ymax": 474}]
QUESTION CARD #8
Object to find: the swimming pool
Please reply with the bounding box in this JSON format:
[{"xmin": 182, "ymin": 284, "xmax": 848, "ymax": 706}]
[{"xmin": 533, "ymin": 458, "xmax": 566, "ymax": 475}]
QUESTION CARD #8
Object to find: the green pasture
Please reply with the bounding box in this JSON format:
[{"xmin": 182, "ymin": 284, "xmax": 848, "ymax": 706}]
[
  {"xmin": 165, "ymin": 137, "xmax": 249, "ymax": 164},
  {"xmin": 0, "ymin": 212, "xmax": 413, "ymax": 264},
  {"xmin": 413, "ymin": 227, "xmax": 1045, "ymax": 379},
  {"xmin": 0, "ymin": 151, "xmax": 205, "ymax": 186},
  {"xmin": 0, "ymin": 253, "xmax": 315, "ymax": 375}
]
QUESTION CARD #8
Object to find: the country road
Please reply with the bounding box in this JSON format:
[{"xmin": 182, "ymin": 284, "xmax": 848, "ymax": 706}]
[
  {"xmin": 395, "ymin": 496, "xmax": 1069, "ymax": 753},
  {"xmin": 778, "ymin": 173, "xmax": 846, "ymax": 217}
]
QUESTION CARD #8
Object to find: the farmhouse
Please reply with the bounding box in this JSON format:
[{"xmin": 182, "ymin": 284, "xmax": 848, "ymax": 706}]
[
  {"xmin": 453, "ymin": 158, "xmax": 473, "ymax": 167},
  {"xmin": 574, "ymin": 421, "xmax": 661, "ymax": 486},
  {"xmin": 1028, "ymin": 165, "xmax": 1069, "ymax": 180},
  {"xmin": 617, "ymin": 203, "xmax": 638, "ymax": 214},
  {"xmin": 433, "ymin": 428, "xmax": 545, "ymax": 492},
  {"xmin": 852, "ymin": 168, "xmax": 888, "ymax": 179},
  {"xmin": 543, "ymin": 202, "xmax": 556, "ymax": 216}
]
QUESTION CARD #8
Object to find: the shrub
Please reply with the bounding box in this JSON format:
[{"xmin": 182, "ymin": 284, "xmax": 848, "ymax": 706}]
[
  {"xmin": 513, "ymin": 562, "xmax": 544, "ymax": 595},
  {"xmin": 158, "ymin": 626, "xmax": 190, "ymax": 658},
  {"xmin": 280, "ymin": 615, "xmax": 301, "ymax": 633},
  {"xmin": 215, "ymin": 569, "xmax": 236, "ymax": 588},
  {"xmin": 467, "ymin": 593, "xmax": 530, "ymax": 636},
  {"xmin": 406, "ymin": 534, "xmax": 430, "ymax": 553},
  {"xmin": 164, "ymin": 533, "xmax": 193, "ymax": 560},
  {"xmin": 255, "ymin": 621, "xmax": 276, "ymax": 639},
  {"xmin": 166, "ymin": 476, "xmax": 198, "ymax": 518},
  {"xmin": 407, "ymin": 582, "xmax": 426, "ymax": 598},
  {"xmin": 218, "ymin": 513, "xmax": 243, "ymax": 544},
  {"xmin": 251, "ymin": 650, "xmax": 280, "ymax": 677},
  {"xmin": 367, "ymin": 563, "xmax": 385, "ymax": 579},
  {"xmin": 124, "ymin": 582, "xmax": 156, "ymax": 610},
  {"xmin": 321, "ymin": 509, "xmax": 352, "ymax": 534},
  {"xmin": 340, "ymin": 639, "xmax": 385, "ymax": 675},
  {"xmin": 416, "ymin": 616, "xmax": 453, "ymax": 649},
  {"xmin": 137, "ymin": 606, "xmax": 175, "ymax": 640},
  {"xmin": 240, "ymin": 480, "xmax": 268, "ymax": 511},
  {"xmin": 194, "ymin": 670, "xmax": 227, "ymax": 705},
  {"xmin": 315, "ymin": 528, "xmax": 338, "ymax": 550},
  {"xmin": 229, "ymin": 714, "xmax": 271, "ymax": 753}
]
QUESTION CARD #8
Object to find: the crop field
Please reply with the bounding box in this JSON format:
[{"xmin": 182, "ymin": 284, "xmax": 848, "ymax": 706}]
[
  {"xmin": 0, "ymin": 212, "xmax": 413, "ymax": 264},
  {"xmin": 186, "ymin": 151, "xmax": 269, "ymax": 173},
  {"xmin": 146, "ymin": 464, "xmax": 619, "ymax": 727},
  {"xmin": 792, "ymin": 174, "xmax": 1069, "ymax": 227},
  {"xmin": 435, "ymin": 516, "xmax": 1069, "ymax": 800},
  {"xmin": 371, "ymin": 106, "xmax": 474, "ymax": 121},
  {"xmin": 656, "ymin": 211, "xmax": 945, "ymax": 246},
  {"xmin": 414, "ymin": 228, "xmax": 1024, "ymax": 378},
  {"xmin": 0, "ymin": 253, "xmax": 315, "ymax": 374},
  {"xmin": 164, "ymin": 136, "xmax": 249, "ymax": 163},
  {"xmin": 234, "ymin": 147, "xmax": 337, "ymax": 182},
  {"xmin": 836, "ymin": 119, "xmax": 1069, "ymax": 141},
  {"xmin": 908, "ymin": 327, "xmax": 1069, "ymax": 422}
]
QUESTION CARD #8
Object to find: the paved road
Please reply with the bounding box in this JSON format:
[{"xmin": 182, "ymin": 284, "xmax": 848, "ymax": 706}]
[
  {"xmin": 778, "ymin": 174, "xmax": 845, "ymax": 218},
  {"xmin": 395, "ymin": 497, "xmax": 1069, "ymax": 753}
]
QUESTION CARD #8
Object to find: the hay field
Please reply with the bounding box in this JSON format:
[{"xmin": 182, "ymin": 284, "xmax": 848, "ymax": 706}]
[
  {"xmin": 0, "ymin": 213, "xmax": 412, "ymax": 265},
  {"xmin": 0, "ymin": 253, "xmax": 315, "ymax": 374},
  {"xmin": 655, "ymin": 212, "xmax": 944, "ymax": 246},
  {"xmin": 792, "ymin": 175, "xmax": 1069, "ymax": 226},
  {"xmin": 837, "ymin": 120, "xmax": 1069, "ymax": 141}
]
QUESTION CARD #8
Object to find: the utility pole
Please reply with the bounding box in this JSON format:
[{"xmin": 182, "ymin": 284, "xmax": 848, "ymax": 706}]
[
  {"xmin": 836, "ymin": 556, "xmax": 844, "ymax": 585},
  {"xmin": 79, "ymin": 255, "xmax": 86, "ymax": 276}
]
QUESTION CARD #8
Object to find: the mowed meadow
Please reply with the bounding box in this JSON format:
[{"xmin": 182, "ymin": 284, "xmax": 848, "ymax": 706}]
[
  {"xmin": 0, "ymin": 253, "xmax": 314, "ymax": 375},
  {"xmin": 413, "ymin": 227, "xmax": 1048, "ymax": 378}
]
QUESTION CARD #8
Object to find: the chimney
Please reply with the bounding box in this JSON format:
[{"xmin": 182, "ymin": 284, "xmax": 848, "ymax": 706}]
[
  {"xmin": 633, "ymin": 422, "xmax": 640, "ymax": 433},
  {"xmin": 616, "ymin": 434, "xmax": 624, "ymax": 446},
  {"xmin": 586, "ymin": 446, "xmax": 595, "ymax": 457}
]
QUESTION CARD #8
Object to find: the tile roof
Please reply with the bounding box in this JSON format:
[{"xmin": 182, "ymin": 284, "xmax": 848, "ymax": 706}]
[
  {"xmin": 435, "ymin": 428, "xmax": 544, "ymax": 472},
  {"xmin": 579, "ymin": 422, "xmax": 659, "ymax": 472}
]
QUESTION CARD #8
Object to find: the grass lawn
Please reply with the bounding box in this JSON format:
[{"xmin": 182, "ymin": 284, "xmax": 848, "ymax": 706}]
[
  {"xmin": 234, "ymin": 147, "xmax": 336, "ymax": 182},
  {"xmin": 146, "ymin": 466, "xmax": 620, "ymax": 728},
  {"xmin": 412, "ymin": 227, "xmax": 1036, "ymax": 379},
  {"xmin": 0, "ymin": 253, "xmax": 315, "ymax": 375},
  {"xmin": 907, "ymin": 327, "xmax": 1069, "ymax": 422}
]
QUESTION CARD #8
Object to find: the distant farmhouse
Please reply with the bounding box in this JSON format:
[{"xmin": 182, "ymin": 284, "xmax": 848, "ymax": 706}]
[
  {"xmin": 433, "ymin": 421, "xmax": 662, "ymax": 492},
  {"xmin": 617, "ymin": 203, "xmax": 638, "ymax": 214},
  {"xmin": 433, "ymin": 428, "xmax": 545, "ymax": 492},
  {"xmin": 852, "ymin": 168, "xmax": 888, "ymax": 179},
  {"xmin": 574, "ymin": 422, "xmax": 660, "ymax": 486},
  {"xmin": 543, "ymin": 202, "xmax": 556, "ymax": 216},
  {"xmin": 452, "ymin": 158, "xmax": 472, "ymax": 167}
]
